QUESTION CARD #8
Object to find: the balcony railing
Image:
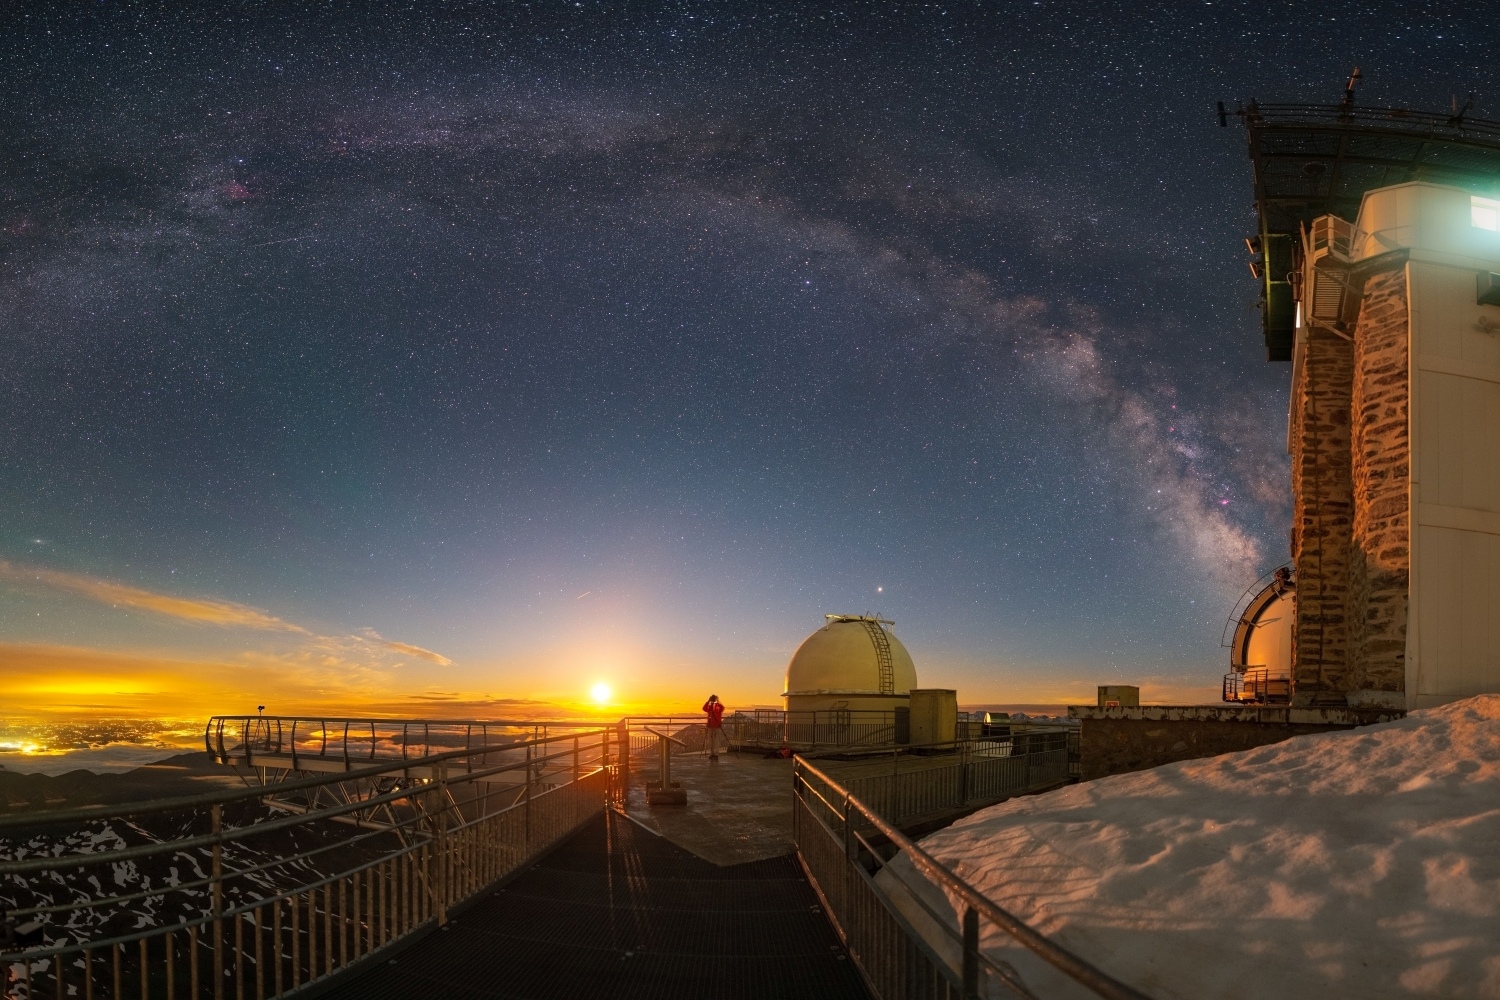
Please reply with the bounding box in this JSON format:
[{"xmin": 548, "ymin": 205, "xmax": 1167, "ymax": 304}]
[
  {"xmin": 0, "ymin": 729, "xmax": 617, "ymax": 999},
  {"xmin": 793, "ymin": 742, "xmax": 1154, "ymax": 1000},
  {"xmin": 204, "ymin": 715, "xmax": 601, "ymax": 770},
  {"xmin": 1223, "ymin": 668, "xmax": 1292, "ymax": 705}
]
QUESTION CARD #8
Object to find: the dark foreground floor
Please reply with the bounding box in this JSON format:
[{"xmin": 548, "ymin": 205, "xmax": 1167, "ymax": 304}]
[{"xmin": 319, "ymin": 810, "xmax": 871, "ymax": 1000}]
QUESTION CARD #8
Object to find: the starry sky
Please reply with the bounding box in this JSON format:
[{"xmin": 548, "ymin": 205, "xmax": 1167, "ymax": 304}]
[{"xmin": 2, "ymin": 2, "xmax": 1495, "ymax": 724}]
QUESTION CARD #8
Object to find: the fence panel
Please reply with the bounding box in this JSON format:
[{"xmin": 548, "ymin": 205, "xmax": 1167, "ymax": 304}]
[
  {"xmin": 0, "ymin": 731, "xmax": 615, "ymax": 999},
  {"xmin": 794, "ymin": 732, "xmax": 1153, "ymax": 1000}
]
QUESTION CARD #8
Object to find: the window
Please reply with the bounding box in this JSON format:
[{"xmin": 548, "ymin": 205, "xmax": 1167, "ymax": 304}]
[{"xmin": 1473, "ymin": 196, "xmax": 1500, "ymax": 231}]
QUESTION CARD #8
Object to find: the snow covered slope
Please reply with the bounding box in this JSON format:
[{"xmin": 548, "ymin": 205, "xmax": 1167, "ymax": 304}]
[{"xmin": 889, "ymin": 694, "xmax": 1500, "ymax": 1000}]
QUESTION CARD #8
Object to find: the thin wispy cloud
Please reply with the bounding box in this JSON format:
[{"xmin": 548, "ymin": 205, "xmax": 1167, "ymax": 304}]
[
  {"xmin": 354, "ymin": 628, "xmax": 454, "ymax": 666},
  {"xmin": 0, "ymin": 561, "xmax": 453, "ymax": 668},
  {"xmin": 0, "ymin": 560, "xmax": 305, "ymax": 632}
]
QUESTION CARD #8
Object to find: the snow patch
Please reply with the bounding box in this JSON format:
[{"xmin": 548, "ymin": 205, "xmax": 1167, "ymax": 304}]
[{"xmin": 890, "ymin": 695, "xmax": 1500, "ymax": 1000}]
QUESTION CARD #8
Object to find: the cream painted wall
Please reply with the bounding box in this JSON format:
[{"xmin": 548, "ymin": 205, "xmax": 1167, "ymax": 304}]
[{"xmin": 1371, "ymin": 183, "xmax": 1500, "ymax": 706}]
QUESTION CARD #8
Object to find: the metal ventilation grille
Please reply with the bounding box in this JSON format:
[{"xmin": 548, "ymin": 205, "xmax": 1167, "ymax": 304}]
[{"xmin": 860, "ymin": 620, "xmax": 896, "ymax": 695}]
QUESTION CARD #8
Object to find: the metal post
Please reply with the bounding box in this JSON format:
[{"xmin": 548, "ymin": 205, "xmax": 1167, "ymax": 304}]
[
  {"xmin": 843, "ymin": 794, "xmax": 854, "ymax": 862},
  {"xmin": 524, "ymin": 741, "xmax": 533, "ymax": 849},
  {"xmin": 434, "ymin": 761, "xmax": 449, "ymax": 926},
  {"xmin": 573, "ymin": 736, "xmax": 580, "ymax": 783},
  {"xmin": 790, "ymin": 767, "xmax": 800, "ymax": 845},
  {"xmin": 254, "ymin": 907, "xmax": 263, "ymax": 1000},
  {"xmin": 962, "ymin": 906, "xmax": 980, "ymax": 999},
  {"xmin": 234, "ymin": 912, "xmax": 244, "ymax": 1000},
  {"xmin": 211, "ymin": 803, "xmax": 224, "ymax": 1000},
  {"xmin": 959, "ymin": 739, "xmax": 970, "ymax": 808},
  {"xmin": 617, "ymin": 721, "xmax": 629, "ymax": 802}
]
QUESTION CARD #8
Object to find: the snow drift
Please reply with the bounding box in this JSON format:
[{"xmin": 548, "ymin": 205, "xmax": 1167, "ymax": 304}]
[{"xmin": 883, "ymin": 694, "xmax": 1500, "ymax": 999}]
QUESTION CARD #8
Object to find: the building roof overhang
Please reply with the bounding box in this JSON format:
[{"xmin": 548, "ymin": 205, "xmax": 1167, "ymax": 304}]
[{"xmin": 1229, "ymin": 101, "xmax": 1500, "ymax": 360}]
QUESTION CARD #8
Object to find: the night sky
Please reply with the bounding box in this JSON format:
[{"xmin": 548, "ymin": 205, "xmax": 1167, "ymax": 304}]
[{"xmin": 2, "ymin": 3, "xmax": 1494, "ymax": 721}]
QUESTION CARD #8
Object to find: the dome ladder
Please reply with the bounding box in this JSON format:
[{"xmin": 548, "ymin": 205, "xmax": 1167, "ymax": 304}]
[{"xmin": 860, "ymin": 620, "xmax": 896, "ymax": 695}]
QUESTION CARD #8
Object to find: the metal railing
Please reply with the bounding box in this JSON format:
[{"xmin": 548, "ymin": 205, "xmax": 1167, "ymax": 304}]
[
  {"xmin": 1240, "ymin": 101, "xmax": 1500, "ymax": 145},
  {"xmin": 793, "ymin": 748, "xmax": 1155, "ymax": 1000},
  {"xmin": 1, "ymin": 729, "xmax": 618, "ymax": 999},
  {"xmin": 722, "ymin": 708, "xmax": 901, "ymax": 749},
  {"xmin": 799, "ymin": 731, "xmax": 1070, "ymax": 831},
  {"xmin": 204, "ymin": 715, "xmax": 601, "ymax": 769},
  {"xmin": 1223, "ymin": 668, "xmax": 1292, "ymax": 705},
  {"xmin": 724, "ymin": 708, "xmax": 794, "ymax": 749}
]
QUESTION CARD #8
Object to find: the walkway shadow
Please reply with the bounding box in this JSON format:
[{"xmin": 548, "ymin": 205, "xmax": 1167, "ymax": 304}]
[{"xmin": 320, "ymin": 810, "xmax": 870, "ymax": 999}]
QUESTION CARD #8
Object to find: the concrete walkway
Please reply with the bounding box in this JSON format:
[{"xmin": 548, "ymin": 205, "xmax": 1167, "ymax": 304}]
[
  {"xmin": 623, "ymin": 750, "xmax": 798, "ymax": 865},
  {"xmin": 619, "ymin": 745, "xmax": 1006, "ymax": 865},
  {"xmin": 319, "ymin": 809, "xmax": 870, "ymax": 1000}
]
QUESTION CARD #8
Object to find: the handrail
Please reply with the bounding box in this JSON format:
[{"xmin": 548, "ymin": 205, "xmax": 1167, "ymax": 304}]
[
  {"xmin": 794, "ymin": 756, "xmax": 1155, "ymax": 1000},
  {"xmin": 207, "ymin": 714, "xmax": 604, "ymax": 727},
  {"xmin": 0, "ymin": 733, "xmax": 605, "ymax": 870},
  {"xmin": 3, "ymin": 728, "xmax": 605, "ymax": 832},
  {"xmin": 643, "ymin": 727, "xmax": 688, "ymax": 748},
  {"xmin": 1, "ymin": 770, "xmax": 610, "ymax": 962},
  {"xmin": 203, "ymin": 713, "xmax": 606, "ymax": 768},
  {"xmin": 1239, "ymin": 101, "xmax": 1500, "ymax": 142},
  {"xmin": 0, "ymin": 729, "xmax": 617, "ymax": 998}
]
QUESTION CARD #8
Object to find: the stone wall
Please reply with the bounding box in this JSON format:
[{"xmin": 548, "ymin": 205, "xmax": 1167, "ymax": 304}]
[
  {"xmin": 1076, "ymin": 714, "xmax": 1379, "ymax": 780},
  {"xmin": 1070, "ymin": 705, "xmax": 1405, "ymax": 780},
  {"xmin": 1347, "ymin": 267, "xmax": 1410, "ymax": 704},
  {"xmin": 1290, "ymin": 327, "xmax": 1354, "ymax": 704}
]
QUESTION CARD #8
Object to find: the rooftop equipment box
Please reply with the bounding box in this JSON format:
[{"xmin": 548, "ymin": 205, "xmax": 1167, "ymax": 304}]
[
  {"xmin": 1098, "ymin": 685, "xmax": 1140, "ymax": 708},
  {"xmin": 909, "ymin": 688, "xmax": 957, "ymax": 745}
]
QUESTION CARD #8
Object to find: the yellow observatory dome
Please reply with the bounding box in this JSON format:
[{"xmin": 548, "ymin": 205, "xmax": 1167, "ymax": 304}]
[{"xmin": 784, "ymin": 615, "xmax": 917, "ymax": 701}]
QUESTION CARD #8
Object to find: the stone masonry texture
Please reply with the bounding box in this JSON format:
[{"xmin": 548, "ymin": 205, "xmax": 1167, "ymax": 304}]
[
  {"xmin": 1348, "ymin": 267, "xmax": 1410, "ymax": 697},
  {"xmin": 1078, "ymin": 718, "xmax": 1360, "ymax": 781},
  {"xmin": 1290, "ymin": 326, "xmax": 1354, "ymax": 703}
]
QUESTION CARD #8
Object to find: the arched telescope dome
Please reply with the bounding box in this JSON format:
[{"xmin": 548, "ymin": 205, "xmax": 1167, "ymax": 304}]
[
  {"xmin": 1224, "ymin": 566, "xmax": 1294, "ymax": 704},
  {"xmin": 784, "ymin": 615, "xmax": 917, "ymax": 713}
]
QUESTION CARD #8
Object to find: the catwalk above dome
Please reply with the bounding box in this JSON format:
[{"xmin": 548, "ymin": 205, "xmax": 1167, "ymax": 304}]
[{"xmin": 784, "ymin": 614, "xmax": 917, "ymax": 714}]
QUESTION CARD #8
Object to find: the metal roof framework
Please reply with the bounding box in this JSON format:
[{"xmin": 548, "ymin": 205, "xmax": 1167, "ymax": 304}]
[{"xmin": 1230, "ymin": 102, "xmax": 1500, "ymax": 360}]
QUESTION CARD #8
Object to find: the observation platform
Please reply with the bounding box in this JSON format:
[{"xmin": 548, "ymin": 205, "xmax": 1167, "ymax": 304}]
[
  {"xmin": 317, "ymin": 809, "xmax": 869, "ymax": 1000},
  {"xmin": 615, "ymin": 745, "xmax": 1056, "ymax": 866},
  {"xmin": 0, "ymin": 719, "xmax": 1102, "ymax": 1000}
]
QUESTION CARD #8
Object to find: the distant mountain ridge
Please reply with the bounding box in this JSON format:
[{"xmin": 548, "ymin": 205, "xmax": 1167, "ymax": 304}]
[{"xmin": 0, "ymin": 752, "xmax": 241, "ymax": 815}]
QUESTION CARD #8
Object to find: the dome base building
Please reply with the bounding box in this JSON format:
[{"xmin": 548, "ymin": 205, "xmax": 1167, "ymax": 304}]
[
  {"xmin": 783, "ymin": 614, "xmax": 917, "ymax": 715},
  {"xmin": 781, "ymin": 614, "xmax": 947, "ymax": 748}
]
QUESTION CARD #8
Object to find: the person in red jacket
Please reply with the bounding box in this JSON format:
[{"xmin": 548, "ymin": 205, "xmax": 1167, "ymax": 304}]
[{"xmin": 702, "ymin": 694, "xmax": 725, "ymax": 760}]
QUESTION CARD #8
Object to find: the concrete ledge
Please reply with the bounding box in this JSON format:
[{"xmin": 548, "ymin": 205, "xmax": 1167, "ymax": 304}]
[{"xmin": 1067, "ymin": 704, "xmax": 1404, "ymax": 725}]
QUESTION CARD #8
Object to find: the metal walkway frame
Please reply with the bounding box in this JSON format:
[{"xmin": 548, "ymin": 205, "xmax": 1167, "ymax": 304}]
[
  {"xmin": 0, "ymin": 729, "xmax": 617, "ymax": 999},
  {"xmin": 3, "ymin": 719, "xmax": 1139, "ymax": 1000},
  {"xmin": 793, "ymin": 740, "xmax": 1156, "ymax": 1000}
]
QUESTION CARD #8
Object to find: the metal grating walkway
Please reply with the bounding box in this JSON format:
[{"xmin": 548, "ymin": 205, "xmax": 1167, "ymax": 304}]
[{"xmin": 318, "ymin": 810, "xmax": 871, "ymax": 1000}]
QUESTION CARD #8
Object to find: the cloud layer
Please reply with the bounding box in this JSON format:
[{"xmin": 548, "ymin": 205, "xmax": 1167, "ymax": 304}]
[{"xmin": 0, "ymin": 560, "xmax": 453, "ymax": 669}]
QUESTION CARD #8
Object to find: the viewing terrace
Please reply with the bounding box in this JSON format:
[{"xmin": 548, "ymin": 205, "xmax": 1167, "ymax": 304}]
[{"xmin": 0, "ymin": 714, "xmax": 1140, "ymax": 1000}]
